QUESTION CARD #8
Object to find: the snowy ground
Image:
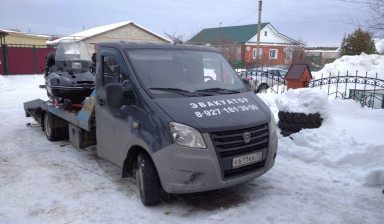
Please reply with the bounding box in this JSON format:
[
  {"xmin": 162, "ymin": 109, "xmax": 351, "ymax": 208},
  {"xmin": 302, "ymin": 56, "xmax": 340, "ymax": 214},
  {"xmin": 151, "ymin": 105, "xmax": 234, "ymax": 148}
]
[{"xmin": 0, "ymin": 75, "xmax": 383, "ymax": 224}]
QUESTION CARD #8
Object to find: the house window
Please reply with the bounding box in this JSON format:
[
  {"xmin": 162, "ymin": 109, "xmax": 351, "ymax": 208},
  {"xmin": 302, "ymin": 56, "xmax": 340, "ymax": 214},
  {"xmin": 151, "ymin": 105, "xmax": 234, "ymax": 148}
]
[
  {"xmin": 269, "ymin": 49, "xmax": 278, "ymax": 59},
  {"xmin": 264, "ymin": 31, "xmax": 267, "ymax": 36},
  {"xmin": 253, "ymin": 48, "xmax": 262, "ymax": 59}
]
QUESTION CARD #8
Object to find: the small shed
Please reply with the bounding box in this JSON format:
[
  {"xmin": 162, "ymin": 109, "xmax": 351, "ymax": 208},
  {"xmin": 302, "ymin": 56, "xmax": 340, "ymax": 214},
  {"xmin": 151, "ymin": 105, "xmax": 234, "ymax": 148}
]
[{"xmin": 285, "ymin": 64, "xmax": 313, "ymax": 89}]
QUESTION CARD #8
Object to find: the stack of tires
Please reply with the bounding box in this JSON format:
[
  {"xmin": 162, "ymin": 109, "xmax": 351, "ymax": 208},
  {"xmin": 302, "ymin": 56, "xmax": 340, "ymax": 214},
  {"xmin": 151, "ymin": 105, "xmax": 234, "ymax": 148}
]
[{"xmin": 278, "ymin": 111, "xmax": 323, "ymax": 136}]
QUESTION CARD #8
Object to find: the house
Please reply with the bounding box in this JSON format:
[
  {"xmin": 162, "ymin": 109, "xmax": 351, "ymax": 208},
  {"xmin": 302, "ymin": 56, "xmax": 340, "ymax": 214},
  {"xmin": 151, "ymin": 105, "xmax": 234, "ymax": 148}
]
[
  {"xmin": 188, "ymin": 23, "xmax": 303, "ymax": 67},
  {"xmin": 0, "ymin": 29, "xmax": 49, "ymax": 47},
  {"xmin": 47, "ymin": 21, "xmax": 170, "ymax": 55},
  {"xmin": 305, "ymin": 47, "xmax": 341, "ymax": 67}
]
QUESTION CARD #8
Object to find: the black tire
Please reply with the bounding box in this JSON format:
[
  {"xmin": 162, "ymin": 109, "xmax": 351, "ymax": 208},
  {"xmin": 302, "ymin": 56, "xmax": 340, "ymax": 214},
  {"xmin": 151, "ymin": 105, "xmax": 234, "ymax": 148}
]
[
  {"xmin": 257, "ymin": 83, "xmax": 268, "ymax": 93},
  {"xmin": 43, "ymin": 112, "xmax": 68, "ymax": 141},
  {"xmin": 278, "ymin": 111, "xmax": 323, "ymax": 136},
  {"xmin": 136, "ymin": 153, "xmax": 161, "ymax": 206}
]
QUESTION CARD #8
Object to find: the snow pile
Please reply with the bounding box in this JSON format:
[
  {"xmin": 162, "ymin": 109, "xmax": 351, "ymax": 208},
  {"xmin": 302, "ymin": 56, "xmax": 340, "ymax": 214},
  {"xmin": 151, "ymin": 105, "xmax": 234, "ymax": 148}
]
[
  {"xmin": 374, "ymin": 38, "xmax": 384, "ymax": 53},
  {"xmin": 275, "ymin": 88, "xmax": 328, "ymax": 115},
  {"xmin": 269, "ymin": 89, "xmax": 384, "ymax": 187},
  {"xmin": 312, "ymin": 53, "xmax": 384, "ymax": 79}
]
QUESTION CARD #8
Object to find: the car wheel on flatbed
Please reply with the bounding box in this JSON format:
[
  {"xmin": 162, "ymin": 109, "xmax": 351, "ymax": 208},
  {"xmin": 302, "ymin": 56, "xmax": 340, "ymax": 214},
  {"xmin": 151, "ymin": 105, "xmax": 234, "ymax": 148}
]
[
  {"xmin": 136, "ymin": 153, "xmax": 161, "ymax": 206},
  {"xmin": 43, "ymin": 112, "xmax": 68, "ymax": 141}
]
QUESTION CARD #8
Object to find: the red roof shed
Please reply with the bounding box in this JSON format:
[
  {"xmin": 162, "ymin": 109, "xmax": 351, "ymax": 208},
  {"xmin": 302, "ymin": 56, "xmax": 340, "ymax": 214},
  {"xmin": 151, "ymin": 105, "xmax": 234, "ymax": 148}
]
[{"xmin": 285, "ymin": 64, "xmax": 313, "ymax": 89}]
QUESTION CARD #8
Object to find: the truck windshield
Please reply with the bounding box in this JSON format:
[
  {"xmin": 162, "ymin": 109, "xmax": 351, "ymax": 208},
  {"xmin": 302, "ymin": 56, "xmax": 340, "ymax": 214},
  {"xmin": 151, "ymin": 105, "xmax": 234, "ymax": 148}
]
[{"xmin": 126, "ymin": 49, "xmax": 247, "ymax": 97}]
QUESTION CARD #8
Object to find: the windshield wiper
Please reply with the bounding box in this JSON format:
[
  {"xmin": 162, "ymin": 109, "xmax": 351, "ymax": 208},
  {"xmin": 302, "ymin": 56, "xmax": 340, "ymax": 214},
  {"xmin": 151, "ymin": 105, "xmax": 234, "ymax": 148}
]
[
  {"xmin": 195, "ymin": 88, "xmax": 240, "ymax": 94},
  {"xmin": 149, "ymin": 87, "xmax": 206, "ymax": 96}
]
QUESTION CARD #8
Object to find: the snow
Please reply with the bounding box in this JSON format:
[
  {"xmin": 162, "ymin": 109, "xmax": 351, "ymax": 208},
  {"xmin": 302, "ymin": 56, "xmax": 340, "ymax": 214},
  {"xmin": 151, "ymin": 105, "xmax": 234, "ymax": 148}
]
[
  {"xmin": 275, "ymin": 88, "xmax": 329, "ymax": 115},
  {"xmin": 312, "ymin": 53, "xmax": 384, "ymax": 80},
  {"xmin": 374, "ymin": 38, "xmax": 384, "ymax": 53},
  {"xmin": 0, "ymin": 29, "xmax": 50, "ymax": 38},
  {"xmin": 47, "ymin": 21, "xmax": 171, "ymax": 45},
  {"xmin": 1, "ymin": 75, "xmax": 384, "ymax": 223}
]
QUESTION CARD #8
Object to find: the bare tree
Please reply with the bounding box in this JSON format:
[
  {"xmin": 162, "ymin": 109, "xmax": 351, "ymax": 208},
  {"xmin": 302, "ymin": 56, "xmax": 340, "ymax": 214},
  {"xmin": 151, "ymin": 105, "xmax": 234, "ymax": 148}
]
[
  {"xmin": 346, "ymin": 0, "xmax": 384, "ymax": 37},
  {"xmin": 163, "ymin": 31, "xmax": 184, "ymax": 43},
  {"xmin": 366, "ymin": 0, "xmax": 384, "ymax": 37}
]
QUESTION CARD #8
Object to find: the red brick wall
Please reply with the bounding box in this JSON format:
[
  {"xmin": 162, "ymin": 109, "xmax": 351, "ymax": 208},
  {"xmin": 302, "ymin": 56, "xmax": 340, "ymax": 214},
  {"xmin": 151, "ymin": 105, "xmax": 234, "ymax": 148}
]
[{"xmin": 243, "ymin": 45, "xmax": 286, "ymax": 66}]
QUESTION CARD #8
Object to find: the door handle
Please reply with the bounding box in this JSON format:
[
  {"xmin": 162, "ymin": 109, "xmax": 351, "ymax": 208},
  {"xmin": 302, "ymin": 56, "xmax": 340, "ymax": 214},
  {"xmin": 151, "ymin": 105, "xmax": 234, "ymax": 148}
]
[{"xmin": 98, "ymin": 99, "xmax": 104, "ymax": 106}]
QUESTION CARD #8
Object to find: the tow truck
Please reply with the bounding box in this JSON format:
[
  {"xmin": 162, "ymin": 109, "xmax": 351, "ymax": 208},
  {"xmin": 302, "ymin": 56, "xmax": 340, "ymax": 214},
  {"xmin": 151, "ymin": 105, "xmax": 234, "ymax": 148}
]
[{"xmin": 24, "ymin": 41, "xmax": 278, "ymax": 206}]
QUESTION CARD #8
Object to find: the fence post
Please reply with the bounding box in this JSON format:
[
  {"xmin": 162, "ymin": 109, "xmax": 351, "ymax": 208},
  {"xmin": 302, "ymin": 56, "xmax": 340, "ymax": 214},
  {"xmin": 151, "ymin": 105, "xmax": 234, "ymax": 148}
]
[
  {"xmin": 344, "ymin": 70, "xmax": 348, "ymax": 99},
  {"xmin": 363, "ymin": 72, "xmax": 367, "ymax": 93},
  {"xmin": 271, "ymin": 70, "xmax": 274, "ymax": 94},
  {"xmin": 364, "ymin": 72, "xmax": 368, "ymax": 108},
  {"xmin": 277, "ymin": 73, "xmax": 280, "ymax": 94},
  {"xmin": 2, "ymin": 44, "xmax": 9, "ymax": 75},
  {"xmin": 373, "ymin": 72, "xmax": 378, "ymax": 109},
  {"xmin": 354, "ymin": 70, "xmax": 358, "ymax": 100},
  {"xmin": 327, "ymin": 72, "xmax": 331, "ymax": 96},
  {"xmin": 320, "ymin": 73, "xmax": 323, "ymax": 90},
  {"xmin": 336, "ymin": 71, "xmax": 340, "ymax": 99}
]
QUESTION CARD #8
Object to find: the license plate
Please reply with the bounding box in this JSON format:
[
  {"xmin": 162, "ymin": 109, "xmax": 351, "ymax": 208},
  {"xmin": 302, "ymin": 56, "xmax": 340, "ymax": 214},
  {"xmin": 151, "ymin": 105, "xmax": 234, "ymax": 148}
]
[{"xmin": 232, "ymin": 151, "xmax": 262, "ymax": 168}]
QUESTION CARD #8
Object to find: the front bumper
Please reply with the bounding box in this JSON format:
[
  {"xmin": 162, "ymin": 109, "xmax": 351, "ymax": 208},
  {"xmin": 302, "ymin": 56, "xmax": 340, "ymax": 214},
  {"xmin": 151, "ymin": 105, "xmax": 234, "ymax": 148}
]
[{"xmin": 152, "ymin": 128, "xmax": 278, "ymax": 194}]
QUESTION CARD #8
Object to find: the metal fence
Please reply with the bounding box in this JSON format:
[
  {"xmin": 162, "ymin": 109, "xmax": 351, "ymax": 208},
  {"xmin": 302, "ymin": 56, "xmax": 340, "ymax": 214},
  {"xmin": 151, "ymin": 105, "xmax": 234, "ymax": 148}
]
[
  {"xmin": 307, "ymin": 72, "xmax": 384, "ymax": 109},
  {"xmin": 239, "ymin": 69, "xmax": 287, "ymax": 94},
  {"xmin": 1, "ymin": 44, "xmax": 55, "ymax": 75},
  {"xmin": 238, "ymin": 70, "xmax": 384, "ymax": 109}
]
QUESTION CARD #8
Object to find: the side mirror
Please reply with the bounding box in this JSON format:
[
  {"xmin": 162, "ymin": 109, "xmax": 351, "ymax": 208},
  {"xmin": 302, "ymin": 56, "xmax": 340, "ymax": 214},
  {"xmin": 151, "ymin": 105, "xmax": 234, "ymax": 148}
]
[
  {"xmin": 106, "ymin": 82, "xmax": 133, "ymax": 108},
  {"xmin": 106, "ymin": 83, "xmax": 123, "ymax": 108}
]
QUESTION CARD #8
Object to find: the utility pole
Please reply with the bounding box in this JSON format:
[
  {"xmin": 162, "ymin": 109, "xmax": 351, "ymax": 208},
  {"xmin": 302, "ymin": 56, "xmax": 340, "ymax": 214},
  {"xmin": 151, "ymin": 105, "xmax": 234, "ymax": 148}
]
[{"xmin": 256, "ymin": 0, "xmax": 262, "ymax": 65}]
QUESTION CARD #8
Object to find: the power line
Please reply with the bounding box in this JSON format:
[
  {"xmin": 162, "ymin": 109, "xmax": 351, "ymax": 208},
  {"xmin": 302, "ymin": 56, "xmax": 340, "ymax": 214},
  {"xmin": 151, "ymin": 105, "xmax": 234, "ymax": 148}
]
[
  {"xmin": 227, "ymin": 10, "xmax": 258, "ymax": 26},
  {"xmin": 332, "ymin": 0, "xmax": 372, "ymax": 5}
]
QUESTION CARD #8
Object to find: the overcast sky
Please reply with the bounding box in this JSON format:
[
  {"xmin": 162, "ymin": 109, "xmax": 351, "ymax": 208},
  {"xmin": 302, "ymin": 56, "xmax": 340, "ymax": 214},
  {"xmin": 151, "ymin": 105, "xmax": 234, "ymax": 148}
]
[{"xmin": 0, "ymin": 0, "xmax": 374, "ymax": 47}]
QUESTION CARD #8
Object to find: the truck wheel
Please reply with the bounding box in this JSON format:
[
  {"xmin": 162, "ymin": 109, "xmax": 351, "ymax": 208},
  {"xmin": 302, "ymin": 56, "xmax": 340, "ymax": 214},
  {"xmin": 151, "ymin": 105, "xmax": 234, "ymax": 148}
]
[
  {"xmin": 43, "ymin": 112, "xmax": 68, "ymax": 141},
  {"xmin": 136, "ymin": 153, "xmax": 161, "ymax": 206}
]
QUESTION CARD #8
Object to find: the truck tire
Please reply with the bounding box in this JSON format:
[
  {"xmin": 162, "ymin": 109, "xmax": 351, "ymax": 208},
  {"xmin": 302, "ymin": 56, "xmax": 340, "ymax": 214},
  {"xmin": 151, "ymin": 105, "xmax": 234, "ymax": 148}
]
[
  {"xmin": 257, "ymin": 83, "xmax": 268, "ymax": 93},
  {"xmin": 278, "ymin": 111, "xmax": 323, "ymax": 136},
  {"xmin": 136, "ymin": 153, "xmax": 161, "ymax": 206},
  {"xmin": 43, "ymin": 112, "xmax": 68, "ymax": 141}
]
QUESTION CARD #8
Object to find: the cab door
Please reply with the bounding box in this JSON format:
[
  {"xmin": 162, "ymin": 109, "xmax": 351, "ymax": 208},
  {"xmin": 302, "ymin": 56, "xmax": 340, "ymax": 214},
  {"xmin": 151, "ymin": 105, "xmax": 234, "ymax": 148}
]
[{"xmin": 95, "ymin": 49, "xmax": 133, "ymax": 166}]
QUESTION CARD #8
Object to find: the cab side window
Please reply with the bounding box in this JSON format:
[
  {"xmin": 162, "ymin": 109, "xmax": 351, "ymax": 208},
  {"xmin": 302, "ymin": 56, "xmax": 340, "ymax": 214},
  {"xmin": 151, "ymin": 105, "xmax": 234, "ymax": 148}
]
[{"xmin": 102, "ymin": 55, "xmax": 127, "ymax": 86}]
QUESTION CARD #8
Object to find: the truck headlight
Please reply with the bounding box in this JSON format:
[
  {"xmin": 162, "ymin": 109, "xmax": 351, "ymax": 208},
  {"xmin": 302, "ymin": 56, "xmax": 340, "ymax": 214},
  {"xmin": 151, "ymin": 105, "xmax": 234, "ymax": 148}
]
[{"xmin": 170, "ymin": 122, "xmax": 206, "ymax": 149}]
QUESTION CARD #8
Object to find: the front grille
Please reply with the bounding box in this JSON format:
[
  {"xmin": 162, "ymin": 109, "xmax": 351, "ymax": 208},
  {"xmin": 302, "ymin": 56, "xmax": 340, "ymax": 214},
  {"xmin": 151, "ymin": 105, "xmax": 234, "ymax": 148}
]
[
  {"xmin": 77, "ymin": 81, "xmax": 94, "ymax": 85},
  {"xmin": 211, "ymin": 124, "xmax": 269, "ymax": 179}
]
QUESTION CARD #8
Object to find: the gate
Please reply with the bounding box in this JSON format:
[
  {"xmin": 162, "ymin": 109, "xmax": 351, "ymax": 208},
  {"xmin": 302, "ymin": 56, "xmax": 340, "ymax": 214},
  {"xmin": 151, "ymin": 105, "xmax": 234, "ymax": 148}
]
[
  {"xmin": 0, "ymin": 44, "xmax": 55, "ymax": 75},
  {"xmin": 8, "ymin": 47, "xmax": 34, "ymax": 74}
]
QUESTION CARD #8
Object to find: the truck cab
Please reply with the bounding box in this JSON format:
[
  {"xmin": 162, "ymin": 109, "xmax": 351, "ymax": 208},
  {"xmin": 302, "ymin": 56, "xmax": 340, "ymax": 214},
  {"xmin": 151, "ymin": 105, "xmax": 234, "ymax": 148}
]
[{"xmin": 95, "ymin": 42, "xmax": 278, "ymax": 205}]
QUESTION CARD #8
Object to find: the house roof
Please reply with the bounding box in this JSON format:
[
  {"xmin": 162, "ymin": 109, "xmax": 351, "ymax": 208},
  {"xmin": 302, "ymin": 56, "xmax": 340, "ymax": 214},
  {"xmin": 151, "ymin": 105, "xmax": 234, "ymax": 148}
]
[
  {"xmin": 188, "ymin": 23, "xmax": 269, "ymax": 44},
  {"xmin": 47, "ymin": 21, "xmax": 170, "ymax": 45},
  {"xmin": 286, "ymin": 64, "xmax": 313, "ymax": 80},
  {"xmin": 0, "ymin": 29, "xmax": 49, "ymax": 39}
]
